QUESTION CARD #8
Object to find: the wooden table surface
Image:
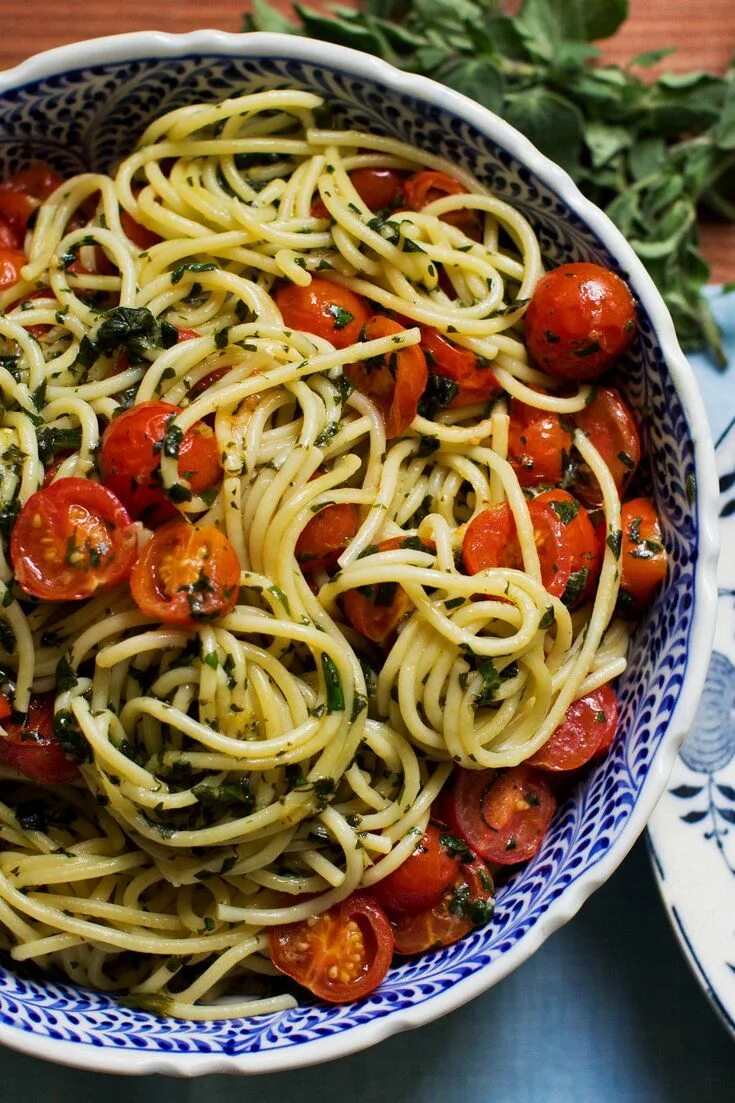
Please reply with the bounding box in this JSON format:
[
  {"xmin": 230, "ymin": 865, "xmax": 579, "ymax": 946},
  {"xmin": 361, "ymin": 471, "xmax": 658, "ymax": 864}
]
[{"xmin": 2, "ymin": 0, "xmax": 734, "ymax": 279}]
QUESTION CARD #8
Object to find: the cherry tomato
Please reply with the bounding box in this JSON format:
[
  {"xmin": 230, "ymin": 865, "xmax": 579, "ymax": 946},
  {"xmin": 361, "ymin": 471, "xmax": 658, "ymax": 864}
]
[
  {"xmin": 403, "ymin": 170, "xmax": 480, "ymax": 238},
  {"xmin": 275, "ymin": 278, "xmax": 371, "ymax": 349},
  {"xmin": 0, "ymin": 248, "xmax": 26, "ymax": 291},
  {"xmin": 463, "ymin": 496, "xmax": 593, "ymax": 606},
  {"xmin": 507, "ymin": 400, "xmax": 574, "ymax": 488},
  {"xmin": 346, "ymin": 315, "xmax": 427, "ymax": 437},
  {"xmin": 296, "ymin": 503, "xmax": 359, "ymax": 574},
  {"xmin": 0, "ymin": 695, "xmax": 11, "ymax": 722},
  {"xmin": 372, "ymin": 824, "xmax": 461, "ymax": 915},
  {"xmin": 572, "ymin": 387, "xmax": 641, "ymax": 506},
  {"xmin": 0, "ymin": 162, "xmax": 63, "ymax": 200},
  {"xmin": 421, "ymin": 326, "xmax": 500, "ymax": 407},
  {"xmin": 528, "ymin": 684, "xmax": 618, "ymax": 771},
  {"xmin": 391, "ymin": 852, "xmax": 494, "ymax": 955},
  {"xmin": 446, "ymin": 765, "xmax": 556, "ymax": 865},
  {"xmin": 11, "ymin": 478, "xmax": 137, "ymax": 602},
  {"xmin": 341, "ymin": 535, "xmax": 433, "ymax": 644},
  {"xmin": 532, "ymin": 488, "xmax": 601, "ymax": 606},
  {"xmin": 312, "ymin": 168, "xmax": 406, "ymax": 217},
  {"xmin": 120, "ymin": 210, "xmax": 161, "ymax": 250},
  {"xmin": 0, "ymin": 216, "xmax": 20, "ymax": 249},
  {"xmin": 270, "ymin": 893, "xmax": 394, "ymax": 1004},
  {"xmin": 524, "ymin": 263, "xmax": 637, "ymax": 381},
  {"xmin": 130, "ymin": 522, "xmax": 240, "ymax": 626},
  {"xmin": 0, "ymin": 192, "xmax": 39, "ymax": 237},
  {"xmin": 0, "ymin": 693, "xmax": 79, "ymax": 784},
  {"xmin": 100, "ymin": 401, "xmax": 221, "ymax": 526},
  {"xmin": 619, "ymin": 497, "xmax": 667, "ymax": 611}
]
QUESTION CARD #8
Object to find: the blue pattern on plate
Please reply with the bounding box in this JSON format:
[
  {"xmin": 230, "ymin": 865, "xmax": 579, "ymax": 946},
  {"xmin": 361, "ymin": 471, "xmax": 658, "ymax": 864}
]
[{"xmin": 0, "ymin": 50, "xmax": 700, "ymax": 1060}]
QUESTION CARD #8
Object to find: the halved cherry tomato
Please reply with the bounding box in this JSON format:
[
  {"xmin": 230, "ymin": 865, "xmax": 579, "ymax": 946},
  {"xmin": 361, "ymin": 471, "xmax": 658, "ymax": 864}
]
[
  {"xmin": 275, "ymin": 278, "xmax": 371, "ymax": 349},
  {"xmin": 619, "ymin": 497, "xmax": 667, "ymax": 611},
  {"xmin": 312, "ymin": 168, "xmax": 406, "ymax": 218},
  {"xmin": 532, "ymin": 488, "xmax": 601, "ymax": 606},
  {"xmin": 391, "ymin": 852, "xmax": 494, "ymax": 955},
  {"xmin": 270, "ymin": 893, "xmax": 394, "ymax": 1003},
  {"xmin": 372, "ymin": 824, "xmax": 461, "ymax": 915},
  {"xmin": 421, "ymin": 326, "xmax": 500, "ymax": 407},
  {"xmin": 462, "ymin": 496, "xmax": 593, "ymax": 606},
  {"xmin": 11, "ymin": 478, "xmax": 137, "ymax": 601},
  {"xmin": 341, "ymin": 535, "xmax": 433, "ymax": 644},
  {"xmin": 446, "ymin": 765, "xmax": 556, "ymax": 865},
  {"xmin": 296, "ymin": 503, "xmax": 359, "ymax": 574},
  {"xmin": 100, "ymin": 401, "xmax": 221, "ymax": 526},
  {"xmin": 507, "ymin": 400, "xmax": 574, "ymax": 488},
  {"xmin": 130, "ymin": 522, "xmax": 240, "ymax": 626},
  {"xmin": 0, "ymin": 162, "xmax": 63, "ymax": 200},
  {"xmin": 0, "ymin": 216, "xmax": 20, "ymax": 249},
  {"xmin": 346, "ymin": 315, "xmax": 427, "ymax": 437},
  {"xmin": 0, "ymin": 693, "xmax": 79, "ymax": 784},
  {"xmin": 0, "ymin": 248, "xmax": 26, "ymax": 291},
  {"xmin": 120, "ymin": 210, "xmax": 161, "ymax": 250},
  {"xmin": 572, "ymin": 387, "xmax": 641, "ymax": 506},
  {"xmin": 528, "ymin": 684, "xmax": 618, "ymax": 772},
  {"xmin": 524, "ymin": 263, "xmax": 637, "ymax": 381},
  {"xmin": 403, "ymin": 170, "xmax": 480, "ymax": 239}
]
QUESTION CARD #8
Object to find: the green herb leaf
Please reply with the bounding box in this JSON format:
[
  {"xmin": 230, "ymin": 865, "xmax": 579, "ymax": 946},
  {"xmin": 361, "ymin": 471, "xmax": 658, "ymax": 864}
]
[{"xmin": 321, "ymin": 653, "xmax": 345, "ymax": 713}]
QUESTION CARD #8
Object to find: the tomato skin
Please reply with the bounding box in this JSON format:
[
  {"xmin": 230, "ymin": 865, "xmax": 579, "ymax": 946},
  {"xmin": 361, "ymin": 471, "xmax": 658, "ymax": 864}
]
[
  {"xmin": 0, "ymin": 216, "xmax": 20, "ymax": 249},
  {"xmin": 100, "ymin": 401, "xmax": 220, "ymax": 526},
  {"xmin": 525, "ymin": 263, "xmax": 637, "ymax": 381},
  {"xmin": 462, "ymin": 502, "xmax": 520, "ymax": 576},
  {"xmin": 0, "ymin": 248, "xmax": 26, "ymax": 291},
  {"xmin": 120, "ymin": 210, "xmax": 161, "ymax": 250},
  {"xmin": 313, "ymin": 168, "xmax": 406, "ymax": 217},
  {"xmin": 528, "ymin": 684, "xmax": 618, "ymax": 771},
  {"xmin": 0, "ymin": 162, "xmax": 63, "ymax": 201},
  {"xmin": 507, "ymin": 400, "xmax": 574, "ymax": 488},
  {"xmin": 403, "ymin": 170, "xmax": 480, "ymax": 238},
  {"xmin": 130, "ymin": 522, "xmax": 240, "ymax": 626},
  {"xmin": 346, "ymin": 315, "xmax": 427, "ymax": 437},
  {"xmin": 275, "ymin": 278, "xmax": 371, "ymax": 350},
  {"xmin": 372, "ymin": 824, "xmax": 461, "ymax": 915},
  {"xmin": 619, "ymin": 497, "xmax": 667, "ymax": 610},
  {"xmin": 420, "ymin": 326, "xmax": 500, "ymax": 407},
  {"xmin": 447, "ymin": 765, "xmax": 556, "ymax": 866},
  {"xmin": 341, "ymin": 536, "xmax": 433, "ymax": 644},
  {"xmin": 391, "ymin": 853, "xmax": 494, "ymax": 955},
  {"xmin": 296, "ymin": 503, "xmax": 359, "ymax": 574},
  {"xmin": 532, "ymin": 488, "xmax": 601, "ymax": 606},
  {"xmin": 11, "ymin": 479, "xmax": 137, "ymax": 602},
  {"xmin": 270, "ymin": 893, "xmax": 394, "ymax": 1004},
  {"xmin": 0, "ymin": 693, "xmax": 80, "ymax": 784},
  {"xmin": 0, "ymin": 192, "xmax": 39, "ymax": 237},
  {"xmin": 572, "ymin": 387, "xmax": 641, "ymax": 506}
]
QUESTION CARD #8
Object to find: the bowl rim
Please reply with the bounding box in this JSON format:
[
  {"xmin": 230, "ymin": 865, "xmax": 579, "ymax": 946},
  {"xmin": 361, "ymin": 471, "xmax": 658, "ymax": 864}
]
[{"xmin": 0, "ymin": 27, "xmax": 720, "ymax": 1078}]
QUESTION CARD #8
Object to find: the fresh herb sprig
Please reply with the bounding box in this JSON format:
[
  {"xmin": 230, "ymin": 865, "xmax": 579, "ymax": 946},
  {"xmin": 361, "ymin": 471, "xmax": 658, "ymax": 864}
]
[{"xmin": 245, "ymin": 0, "xmax": 735, "ymax": 366}]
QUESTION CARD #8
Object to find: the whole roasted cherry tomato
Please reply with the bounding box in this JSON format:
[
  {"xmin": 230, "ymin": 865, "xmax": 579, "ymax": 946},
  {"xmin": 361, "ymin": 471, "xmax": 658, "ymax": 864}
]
[
  {"xmin": 528, "ymin": 684, "xmax": 618, "ymax": 771},
  {"xmin": 507, "ymin": 400, "xmax": 574, "ymax": 488},
  {"xmin": 524, "ymin": 263, "xmax": 637, "ymax": 381},
  {"xmin": 0, "ymin": 162, "xmax": 63, "ymax": 200},
  {"xmin": 275, "ymin": 278, "xmax": 371, "ymax": 349},
  {"xmin": 0, "ymin": 193, "xmax": 39, "ymax": 237},
  {"xmin": 531, "ymin": 488, "xmax": 601, "ymax": 606},
  {"xmin": 312, "ymin": 168, "xmax": 406, "ymax": 218},
  {"xmin": 346, "ymin": 315, "xmax": 427, "ymax": 437},
  {"xmin": 391, "ymin": 852, "xmax": 494, "ymax": 955},
  {"xmin": 0, "ymin": 248, "xmax": 26, "ymax": 291},
  {"xmin": 445, "ymin": 765, "xmax": 556, "ymax": 866},
  {"xmin": 572, "ymin": 387, "xmax": 641, "ymax": 506},
  {"xmin": 100, "ymin": 401, "xmax": 220, "ymax": 526},
  {"xmin": 296, "ymin": 503, "xmax": 359, "ymax": 574},
  {"xmin": 372, "ymin": 824, "xmax": 461, "ymax": 915},
  {"xmin": 270, "ymin": 893, "xmax": 394, "ymax": 1003},
  {"xmin": 11, "ymin": 478, "xmax": 137, "ymax": 601},
  {"xmin": 0, "ymin": 693, "xmax": 80, "ymax": 784},
  {"xmin": 130, "ymin": 522, "xmax": 240, "ymax": 626},
  {"xmin": 341, "ymin": 535, "xmax": 433, "ymax": 644},
  {"xmin": 619, "ymin": 497, "xmax": 667, "ymax": 611},
  {"xmin": 421, "ymin": 326, "xmax": 500, "ymax": 407}
]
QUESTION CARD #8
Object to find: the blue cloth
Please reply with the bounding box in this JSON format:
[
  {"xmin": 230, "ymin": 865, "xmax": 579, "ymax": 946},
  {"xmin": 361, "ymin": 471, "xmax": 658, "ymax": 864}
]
[{"xmin": 2, "ymin": 292, "xmax": 735, "ymax": 1099}]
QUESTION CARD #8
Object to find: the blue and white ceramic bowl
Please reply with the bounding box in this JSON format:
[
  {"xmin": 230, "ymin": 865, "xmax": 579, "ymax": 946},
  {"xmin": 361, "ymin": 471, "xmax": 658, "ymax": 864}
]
[{"xmin": 0, "ymin": 30, "xmax": 719, "ymax": 1076}]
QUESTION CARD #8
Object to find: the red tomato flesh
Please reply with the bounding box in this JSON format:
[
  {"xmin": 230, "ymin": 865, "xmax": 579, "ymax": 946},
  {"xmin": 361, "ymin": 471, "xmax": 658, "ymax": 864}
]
[
  {"xmin": 525, "ymin": 263, "xmax": 637, "ymax": 381},
  {"xmin": 0, "ymin": 693, "xmax": 80, "ymax": 784},
  {"xmin": 11, "ymin": 478, "xmax": 137, "ymax": 602},
  {"xmin": 446, "ymin": 765, "xmax": 556, "ymax": 865},
  {"xmin": 346, "ymin": 314, "xmax": 428, "ymax": 437},
  {"xmin": 391, "ymin": 852, "xmax": 494, "ymax": 955},
  {"xmin": 296, "ymin": 502, "xmax": 359, "ymax": 574},
  {"xmin": 421, "ymin": 326, "xmax": 500, "ymax": 408},
  {"xmin": 572, "ymin": 387, "xmax": 641, "ymax": 506},
  {"xmin": 372, "ymin": 824, "xmax": 461, "ymax": 915},
  {"xmin": 0, "ymin": 248, "xmax": 26, "ymax": 291},
  {"xmin": 270, "ymin": 893, "xmax": 394, "ymax": 1003},
  {"xmin": 130, "ymin": 522, "xmax": 240, "ymax": 626},
  {"xmin": 341, "ymin": 536, "xmax": 433, "ymax": 644},
  {"xmin": 528, "ymin": 684, "xmax": 618, "ymax": 771},
  {"xmin": 403, "ymin": 170, "xmax": 480, "ymax": 239}
]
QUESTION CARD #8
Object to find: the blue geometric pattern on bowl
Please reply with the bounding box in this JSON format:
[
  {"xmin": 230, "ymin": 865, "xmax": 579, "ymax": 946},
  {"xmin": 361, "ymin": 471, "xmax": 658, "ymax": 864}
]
[{"xmin": 0, "ymin": 48, "xmax": 701, "ymax": 1060}]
